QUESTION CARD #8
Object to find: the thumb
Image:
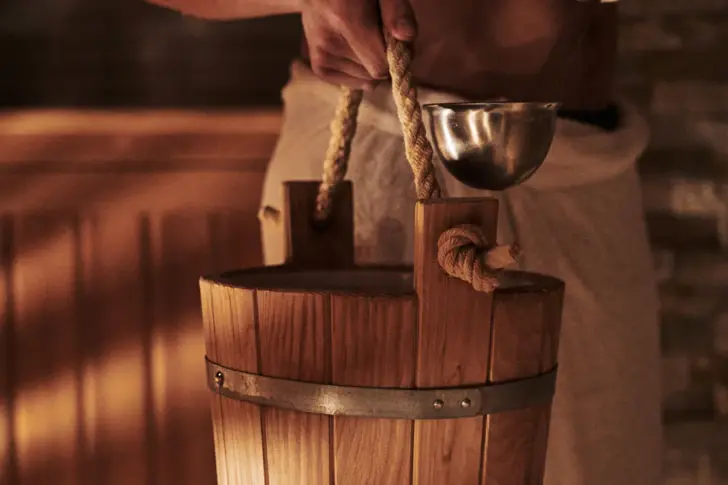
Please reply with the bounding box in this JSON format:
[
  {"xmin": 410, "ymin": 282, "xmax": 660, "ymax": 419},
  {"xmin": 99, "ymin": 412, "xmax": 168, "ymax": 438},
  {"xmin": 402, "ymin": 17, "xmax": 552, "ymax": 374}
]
[{"xmin": 380, "ymin": 0, "xmax": 417, "ymax": 41}]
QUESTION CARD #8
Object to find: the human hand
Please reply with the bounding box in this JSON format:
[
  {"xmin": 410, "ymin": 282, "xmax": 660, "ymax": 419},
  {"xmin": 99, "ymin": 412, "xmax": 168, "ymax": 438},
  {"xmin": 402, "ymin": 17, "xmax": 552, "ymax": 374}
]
[{"xmin": 301, "ymin": 0, "xmax": 417, "ymax": 90}]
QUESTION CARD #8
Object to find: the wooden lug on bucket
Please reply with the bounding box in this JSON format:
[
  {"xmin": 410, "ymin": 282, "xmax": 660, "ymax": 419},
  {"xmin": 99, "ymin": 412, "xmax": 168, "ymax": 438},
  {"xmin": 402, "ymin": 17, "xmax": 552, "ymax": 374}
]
[{"xmin": 282, "ymin": 180, "xmax": 355, "ymax": 269}]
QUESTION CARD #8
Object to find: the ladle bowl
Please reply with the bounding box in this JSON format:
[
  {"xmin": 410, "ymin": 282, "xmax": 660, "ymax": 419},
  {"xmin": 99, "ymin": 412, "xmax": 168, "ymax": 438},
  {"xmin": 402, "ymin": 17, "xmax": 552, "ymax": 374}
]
[{"xmin": 423, "ymin": 101, "xmax": 559, "ymax": 191}]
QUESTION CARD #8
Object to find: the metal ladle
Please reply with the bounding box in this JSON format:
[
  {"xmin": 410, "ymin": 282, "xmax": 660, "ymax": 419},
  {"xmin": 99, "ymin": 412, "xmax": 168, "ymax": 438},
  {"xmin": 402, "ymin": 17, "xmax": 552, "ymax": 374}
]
[
  {"xmin": 421, "ymin": 0, "xmax": 596, "ymax": 191},
  {"xmin": 423, "ymin": 101, "xmax": 559, "ymax": 191}
]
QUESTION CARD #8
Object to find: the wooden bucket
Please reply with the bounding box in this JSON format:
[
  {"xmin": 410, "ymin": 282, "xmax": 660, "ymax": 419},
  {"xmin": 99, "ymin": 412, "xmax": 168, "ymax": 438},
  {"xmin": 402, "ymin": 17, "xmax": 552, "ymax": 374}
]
[
  {"xmin": 200, "ymin": 37, "xmax": 564, "ymax": 485},
  {"xmin": 200, "ymin": 180, "xmax": 564, "ymax": 485}
]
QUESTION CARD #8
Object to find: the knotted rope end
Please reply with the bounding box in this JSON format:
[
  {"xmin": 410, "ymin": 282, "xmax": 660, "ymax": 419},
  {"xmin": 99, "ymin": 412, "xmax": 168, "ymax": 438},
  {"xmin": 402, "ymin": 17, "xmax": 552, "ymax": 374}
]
[{"xmin": 436, "ymin": 224, "xmax": 521, "ymax": 293}]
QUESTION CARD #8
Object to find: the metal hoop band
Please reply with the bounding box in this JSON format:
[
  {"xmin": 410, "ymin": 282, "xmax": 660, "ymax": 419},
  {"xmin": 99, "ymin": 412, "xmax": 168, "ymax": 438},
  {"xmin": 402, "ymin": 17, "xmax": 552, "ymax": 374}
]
[{"xmin": 206, "ymin": 358, "xmax": 557, "ymax": 420}]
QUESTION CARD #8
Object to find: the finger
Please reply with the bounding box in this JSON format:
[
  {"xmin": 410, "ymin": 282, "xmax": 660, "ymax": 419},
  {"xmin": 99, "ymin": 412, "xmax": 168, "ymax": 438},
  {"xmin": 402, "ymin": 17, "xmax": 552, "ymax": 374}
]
[
  {"xmin": 316, "ymin": 30, "xmax": 353, "ymax": 57},
  {"xmin": 313, "ymin": 67, "xmax": 378, "ymax": 91},
  {"xmin": 346, "ymin": 33, "xmax": 388, "ymax": 79},
  {"xmin": 308, "ymin": 47, "xmax": 377, "ymax": 89},
  {"xmin": 380, "ymin": 0, "xmax": 417, "ymax": 41},
  {"xmin": 338, "ymin": 4, "xmax": 389, "ymax": 78},
  {"xmin": 310, "ymin": 43, "xmax": 386, "ymax": 83},
  {"xmin": 318, "ymin": 54, "xmax": 384, "ymax": 81},
  {"xmin": 304, "ymin": 17, "xmax": 385, "ymax": 79}
]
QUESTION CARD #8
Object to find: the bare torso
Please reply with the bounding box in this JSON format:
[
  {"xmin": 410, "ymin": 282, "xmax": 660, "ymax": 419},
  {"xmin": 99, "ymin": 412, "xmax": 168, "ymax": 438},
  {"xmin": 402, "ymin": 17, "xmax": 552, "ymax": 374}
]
[{"xmin": 303, "ymin": 0, "xmax": 617, "ymax": 110}]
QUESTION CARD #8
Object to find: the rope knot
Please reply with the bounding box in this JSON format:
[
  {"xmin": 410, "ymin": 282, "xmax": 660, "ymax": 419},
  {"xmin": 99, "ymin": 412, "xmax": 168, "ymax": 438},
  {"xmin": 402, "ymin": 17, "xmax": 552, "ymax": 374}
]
[{"xmin": 436, "ymin": 224, "xmax": 520, "ymax": 293}]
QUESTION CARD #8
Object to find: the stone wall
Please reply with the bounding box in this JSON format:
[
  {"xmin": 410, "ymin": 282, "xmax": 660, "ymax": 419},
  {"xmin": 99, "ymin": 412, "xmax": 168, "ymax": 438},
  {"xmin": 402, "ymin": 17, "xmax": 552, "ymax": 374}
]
[{"xmin": 619, "ymin": 0, "xmax": 728, "ymax": 483}]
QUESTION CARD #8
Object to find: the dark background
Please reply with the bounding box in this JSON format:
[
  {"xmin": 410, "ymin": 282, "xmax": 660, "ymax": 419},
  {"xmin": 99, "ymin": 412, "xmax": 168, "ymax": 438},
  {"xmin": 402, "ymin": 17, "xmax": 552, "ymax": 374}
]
[{"xmin": 0, "ymin": 1, "xmax": 302, "ymax": 107}]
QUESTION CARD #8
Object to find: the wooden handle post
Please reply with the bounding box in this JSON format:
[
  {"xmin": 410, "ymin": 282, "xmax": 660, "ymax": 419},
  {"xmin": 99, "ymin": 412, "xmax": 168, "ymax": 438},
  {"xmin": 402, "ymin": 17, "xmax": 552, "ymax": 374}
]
[
  {"xmin": 412, "ymin": 197, "xmax": 499, "ymax": 484},
  {"xmin": 283, "ymin": 180, "xmax": 355, "ymax": 269},
  {"xmin": 413, "ymin": 196, "xmax": 565, "ymax": 485}
]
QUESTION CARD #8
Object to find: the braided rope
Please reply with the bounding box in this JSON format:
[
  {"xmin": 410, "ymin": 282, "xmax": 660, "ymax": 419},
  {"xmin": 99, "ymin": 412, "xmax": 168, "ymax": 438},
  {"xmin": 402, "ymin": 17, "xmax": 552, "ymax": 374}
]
[
  {"xmin": 437, "ymin": 225, "xmax": 520, "ymax": 293},
  {"xmin": 313, "ymin": 87, "xmax": 364, "ymax": 221},
  {"xmin": 312, "ymin": 36, "xmax": 441, "ymax": 216},
  {"xmin": 261, "ymin": 37, "xmax": 519, "ymax": 292},
  {"xmin": 384, "ymin": 35, "xmax": 441, "ymax": 200}
]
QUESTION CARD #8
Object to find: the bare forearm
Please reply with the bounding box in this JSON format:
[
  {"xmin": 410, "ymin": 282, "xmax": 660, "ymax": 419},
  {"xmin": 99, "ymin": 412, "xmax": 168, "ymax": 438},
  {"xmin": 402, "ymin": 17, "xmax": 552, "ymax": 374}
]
[{"xmin": 146, "ymin": 0, "xmax": 301, "ymax": 20}]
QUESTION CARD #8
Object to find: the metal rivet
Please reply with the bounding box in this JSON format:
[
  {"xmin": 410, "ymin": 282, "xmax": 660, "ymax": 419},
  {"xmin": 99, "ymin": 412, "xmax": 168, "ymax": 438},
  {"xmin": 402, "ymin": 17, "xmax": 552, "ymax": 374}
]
[
  {"xmin": 433, "ymin": 399, "xmax": 444, "ymax": 410},
  {"xmin": 461, "ymin": 398, "xmax": 471, "ymax": 409},
  {"xmin": 214, "ymin": 371, "xmax": 225, "ymax": 387}
]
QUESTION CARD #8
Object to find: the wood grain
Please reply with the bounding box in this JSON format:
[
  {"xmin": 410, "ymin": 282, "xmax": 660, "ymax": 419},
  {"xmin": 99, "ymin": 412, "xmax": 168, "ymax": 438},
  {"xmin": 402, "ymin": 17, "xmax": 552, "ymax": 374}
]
[
  {"xmin": 412, "ymin": 198, "xmax": 500, "ymax": 485},
  {"xmin": 0, "ymin": 110, "xmax": 281, "ymax": 168},
  {"xmin": 481, "ymin": 287, "xmax": 564, "ymax": 485},
  {"xmin": 330, "ymin": 294, "xmax": 417, "ymax": 485},
  {"xmin": 12, "ymin": 216, "xmax": 82, "ymax": 485},
  {"xmin": 1, "ymin": 109, "xmax": 280, "ymax": 485},
  {"xmin": 256, "ymin": 291, "xmax": 331, "ymax": 485},
  {"xmin": 152, "ymin": 214, "xmax": 217, "ymax": 485},
  {"xmin": 0, "ymin": 216, "xmax": 17, "ymax": 485},
  {"xmin": 528, "ymin": 287, "xmax": 565, "ymax": 484},
  {"xmin": 80, "ymin": 215, "xmax": 155, "ymax": 485},
  {"xmin": 201, "ymin": 283, "xmax": 266, "ymax": 485},
  {"xmin": 0, "ymin": 110, "xmax": 282, "ymax": 136},
  {"xmin": 204, "ymin": 194, "xmax": 565, "ymax": 485},
  {"xmin": 284, "ymin": 181, "xmax": 354, "ymax": 269}
]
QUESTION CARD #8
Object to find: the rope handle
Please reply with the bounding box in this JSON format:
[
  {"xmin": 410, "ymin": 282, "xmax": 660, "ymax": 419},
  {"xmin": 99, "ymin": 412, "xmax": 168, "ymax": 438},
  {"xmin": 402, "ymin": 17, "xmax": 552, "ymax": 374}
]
[
  {"xmin": 314, "ymin": 35, "xmax": 441, "ymax": 222},
  {"xmin": 262, "ymin": 35, "xmax": 519, "ymax": 292}
]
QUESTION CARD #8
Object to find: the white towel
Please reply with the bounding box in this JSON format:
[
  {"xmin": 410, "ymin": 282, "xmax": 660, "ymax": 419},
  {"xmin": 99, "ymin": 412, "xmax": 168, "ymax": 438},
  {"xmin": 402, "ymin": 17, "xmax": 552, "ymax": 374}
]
[{"xmin": 260, "ymin": 62, "xmax": 663, "ymax": 485}]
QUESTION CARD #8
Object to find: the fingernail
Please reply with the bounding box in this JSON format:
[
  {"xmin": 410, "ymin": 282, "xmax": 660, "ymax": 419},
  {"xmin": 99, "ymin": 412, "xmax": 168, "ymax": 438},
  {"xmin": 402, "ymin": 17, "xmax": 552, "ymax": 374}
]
[{"xmin": 393, "ymin": 19, "xmax": 416, "ymax": 40}]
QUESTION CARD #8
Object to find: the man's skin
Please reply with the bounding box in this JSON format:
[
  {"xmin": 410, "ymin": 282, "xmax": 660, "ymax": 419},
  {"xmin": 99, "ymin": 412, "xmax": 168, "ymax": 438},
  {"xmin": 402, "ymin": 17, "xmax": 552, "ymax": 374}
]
[{"xmin": 148, "ymin": 0, "xmax": 616, "ymax": 111}]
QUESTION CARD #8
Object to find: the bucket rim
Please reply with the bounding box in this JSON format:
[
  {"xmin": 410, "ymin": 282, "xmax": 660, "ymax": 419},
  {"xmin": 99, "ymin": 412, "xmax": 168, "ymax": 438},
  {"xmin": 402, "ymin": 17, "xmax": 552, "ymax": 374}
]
[{"xmin": 200, "ymin": 265, "xmax": 564, "ymax": 297}]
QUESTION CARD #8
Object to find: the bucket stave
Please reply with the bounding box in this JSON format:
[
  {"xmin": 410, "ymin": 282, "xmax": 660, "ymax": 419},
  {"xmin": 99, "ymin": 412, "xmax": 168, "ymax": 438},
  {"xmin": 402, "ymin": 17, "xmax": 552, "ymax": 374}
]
[
  {"xmin": 200, "ymin": 36, "xmax": 564, "ymax": 485},
  {"xmin": 200, "ymin": 182, "xmax": 564, "ymax": 485}
]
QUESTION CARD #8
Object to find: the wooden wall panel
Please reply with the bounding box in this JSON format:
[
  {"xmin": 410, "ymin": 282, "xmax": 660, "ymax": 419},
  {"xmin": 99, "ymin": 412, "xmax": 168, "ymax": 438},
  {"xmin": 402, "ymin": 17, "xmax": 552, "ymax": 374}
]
[
  {"xmin": 0, "ymin": 110, "xmax": 281, "ymax": 485},
  {"xmin": 13, "ymin": 215, "xmax": 83, "ymax": 485},
  {"xmin": 1, "ymin": 215, "xmax": 18, "ymax": 485}
]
